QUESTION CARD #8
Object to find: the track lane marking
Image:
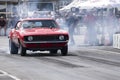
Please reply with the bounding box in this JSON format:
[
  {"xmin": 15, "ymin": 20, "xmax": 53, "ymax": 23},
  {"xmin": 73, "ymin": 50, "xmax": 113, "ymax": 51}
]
[{"xmin": 0, "ymin": 70, "xmax": 21, "ymax": 80}]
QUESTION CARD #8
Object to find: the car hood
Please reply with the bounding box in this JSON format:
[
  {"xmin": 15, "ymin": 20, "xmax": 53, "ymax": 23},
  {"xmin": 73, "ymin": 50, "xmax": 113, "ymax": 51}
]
[{"xmin": 20, "ymin": 28, "xmax": 68, "ymax": 36}]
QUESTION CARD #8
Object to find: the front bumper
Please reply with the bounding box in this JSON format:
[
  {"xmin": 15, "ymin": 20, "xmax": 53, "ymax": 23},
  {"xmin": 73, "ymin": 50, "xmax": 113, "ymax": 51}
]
[{"xmin": 22, "ymin": 41, "xmax": 68, "ymax": 50}]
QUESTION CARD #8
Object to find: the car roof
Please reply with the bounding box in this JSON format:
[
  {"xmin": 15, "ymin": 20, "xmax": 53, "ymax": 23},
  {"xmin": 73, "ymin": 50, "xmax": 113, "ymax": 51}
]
[{"xmin": 19, "ymin": 18, "xmax": 55, "ymax": 21}]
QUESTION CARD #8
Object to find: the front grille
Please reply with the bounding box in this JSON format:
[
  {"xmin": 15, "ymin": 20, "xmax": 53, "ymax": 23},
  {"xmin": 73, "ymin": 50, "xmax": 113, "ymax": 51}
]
[
  {"xmin": 34, "ymin": 36, "xmax": 58, "ymax": 41},
  {"xmin": 24, "ymin": 35, "xmax": 68, "ymax": 41}
]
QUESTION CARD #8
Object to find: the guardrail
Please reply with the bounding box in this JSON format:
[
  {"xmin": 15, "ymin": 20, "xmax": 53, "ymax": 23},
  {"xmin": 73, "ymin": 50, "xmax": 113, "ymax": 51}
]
[{"xmin": 113, "ymin": 33, "xmax": 120, "ymax": 49}]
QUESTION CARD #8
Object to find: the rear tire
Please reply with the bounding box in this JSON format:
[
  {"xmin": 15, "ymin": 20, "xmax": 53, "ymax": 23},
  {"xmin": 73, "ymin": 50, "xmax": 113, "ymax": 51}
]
[
  {"xmin": 18, "ymin": 43, "xmax": 26, "ymax": 56},
  {"xmin": 9, "ymin": 39, "xmax": 18, "ymax": 54},
  {"xmin": 61, "ymin": 45, "xmax": 68, "ymax": 56}
]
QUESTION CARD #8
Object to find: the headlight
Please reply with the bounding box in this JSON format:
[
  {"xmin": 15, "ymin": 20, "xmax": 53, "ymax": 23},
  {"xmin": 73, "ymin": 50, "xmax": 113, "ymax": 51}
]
[
  {"xmin": 59, "ymin": 35, "xmax": 64, "ymax": 40},
  {"xmin": 28, "ymin": 36, "xmax": 33, "ymax": 41}
]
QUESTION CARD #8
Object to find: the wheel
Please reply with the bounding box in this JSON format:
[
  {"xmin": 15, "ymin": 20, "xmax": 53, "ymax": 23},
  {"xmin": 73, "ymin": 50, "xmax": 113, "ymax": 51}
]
[
  {"xmin": 9, "ymin": 39, "xmax": 18, "ymax": 54},
  {"xmin": 50, "ymin": 49, "xmax": 58, "ymax": 54},
  {"xmin": 61, "ymin": 45, "xmax": 68, "ymax": 56},
  {"xmin": 18, "ymin": 43, "xmax": 26, "ymax": 56}
]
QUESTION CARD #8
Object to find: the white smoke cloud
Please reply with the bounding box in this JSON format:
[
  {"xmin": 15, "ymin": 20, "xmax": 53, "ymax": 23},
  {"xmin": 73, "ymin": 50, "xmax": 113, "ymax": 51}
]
[{"xmin": 15, "ymin": 1, "xmax": 55, "ymax": 19}]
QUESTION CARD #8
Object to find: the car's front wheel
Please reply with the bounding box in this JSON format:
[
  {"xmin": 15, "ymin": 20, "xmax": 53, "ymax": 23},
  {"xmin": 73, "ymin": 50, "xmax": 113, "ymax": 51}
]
[
  {"xmin": 61, "ymin": 45, "xmax": 68, "ymax": 56},
  {"xmin": 9, "ymin": 39, "xmax": 18, "ymax": 54},
  {"xmin": 18, "ymin": 43, "xmax": 26, "ymax": 56},
  {"xmin": 50, "ymin": 49, "xmax": 58, "ymax": 54}
]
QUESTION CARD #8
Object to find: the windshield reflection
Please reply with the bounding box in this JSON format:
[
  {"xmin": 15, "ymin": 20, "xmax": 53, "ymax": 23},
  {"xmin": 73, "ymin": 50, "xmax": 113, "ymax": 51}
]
[{"xmin": 21, "ymin": 20, "xmax": 58, "ymax": 29}]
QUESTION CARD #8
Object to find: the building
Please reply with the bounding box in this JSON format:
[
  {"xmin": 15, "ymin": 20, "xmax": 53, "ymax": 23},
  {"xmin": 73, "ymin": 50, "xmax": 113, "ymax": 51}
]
[{"xmin": 0, "ymin": 0, "xmax": 18, "ymax": 19}]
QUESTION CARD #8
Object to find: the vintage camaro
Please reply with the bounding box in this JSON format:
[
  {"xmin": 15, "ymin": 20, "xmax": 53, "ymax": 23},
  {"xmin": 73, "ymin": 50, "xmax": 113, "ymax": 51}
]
[{"xmin": 8, "ymin": 18, "xmax": 69, "ymax": 56}]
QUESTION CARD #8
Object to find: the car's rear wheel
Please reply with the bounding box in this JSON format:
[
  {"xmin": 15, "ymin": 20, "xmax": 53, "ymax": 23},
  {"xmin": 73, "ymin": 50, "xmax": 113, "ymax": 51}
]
[
  {"xmin": 50, "ymin": 49, "xmax": 58, "ymax": 54},
  {"xmin": 9, "ymin": 39, "xmax": 18, "ymax": 54},
  {"xmin": 18, "ymin": 43, "xmax": 26, "ymax": 56},
  {"xmin": 61, "ymin": 45, "xmax": 68, "ymax": 56}
]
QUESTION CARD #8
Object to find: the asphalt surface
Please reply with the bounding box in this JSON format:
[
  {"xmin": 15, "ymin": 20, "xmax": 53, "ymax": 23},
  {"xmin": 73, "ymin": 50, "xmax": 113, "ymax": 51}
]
[{"xmin": 0, "ymin": 36, "xmax": 120, "ymax": 80}]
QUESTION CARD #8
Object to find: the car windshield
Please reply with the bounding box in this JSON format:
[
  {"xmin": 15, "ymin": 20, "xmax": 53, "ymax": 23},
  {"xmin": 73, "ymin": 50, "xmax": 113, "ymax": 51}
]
[{"xmin": 21, "ymin": 20, "xmax": 58, "ymax": 29}]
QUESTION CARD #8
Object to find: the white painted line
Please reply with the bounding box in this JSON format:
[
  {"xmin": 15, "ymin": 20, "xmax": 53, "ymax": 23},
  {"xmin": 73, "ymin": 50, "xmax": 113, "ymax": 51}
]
[{"xmin": 0, "ymin": 70, "xmax": 21, "ymax": 80}]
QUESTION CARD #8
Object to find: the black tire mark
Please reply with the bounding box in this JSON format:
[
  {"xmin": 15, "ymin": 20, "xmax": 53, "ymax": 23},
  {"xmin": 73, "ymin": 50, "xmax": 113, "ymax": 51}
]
[
  {"xmin": 35, "ymin": 57, "xmax": 85, "ymax": 68},
  {"xmin": 72, "ymin": 51, "xmax": 120, "ymax": 67}
]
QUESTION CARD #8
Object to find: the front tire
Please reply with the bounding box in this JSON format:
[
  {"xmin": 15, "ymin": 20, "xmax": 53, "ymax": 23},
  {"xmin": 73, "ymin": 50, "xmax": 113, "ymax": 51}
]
[
  {"xmin": 9, "ymin": 39, "xmax": 18, "ymax": 54},
  {"xmin": 61, "ymin": 45, "xmax": 68, "ymax": 56},
  {"xmin": 18, "ymin": 43, "xmax": 26, "ymax": 56},
  {"xmin": 50, "ymin": 49, "xmax": 58, "ymax": 54}
]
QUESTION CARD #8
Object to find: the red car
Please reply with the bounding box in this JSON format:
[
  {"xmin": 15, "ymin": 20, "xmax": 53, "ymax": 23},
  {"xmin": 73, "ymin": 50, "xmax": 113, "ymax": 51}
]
[{"xmin": 8, "ymin": 18, "xmax": 69, "ymax": 56}]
